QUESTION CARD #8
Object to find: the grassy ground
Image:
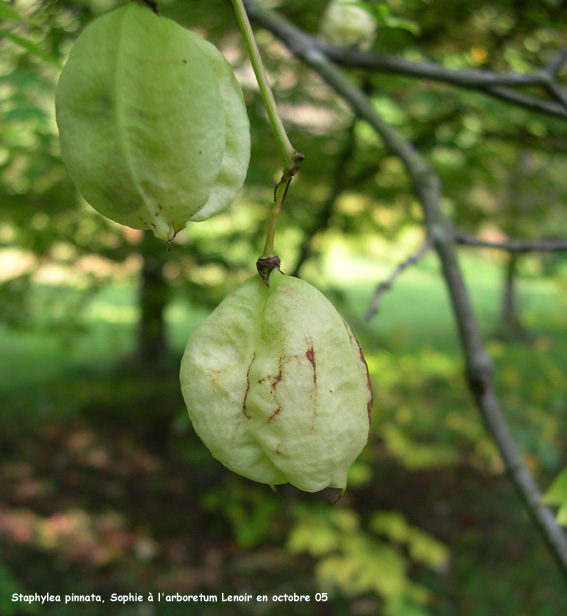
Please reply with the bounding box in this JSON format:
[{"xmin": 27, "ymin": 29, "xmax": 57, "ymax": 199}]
[{"xmin": 3, "ymin": 248, "xmax": 564, "ymax": 386}]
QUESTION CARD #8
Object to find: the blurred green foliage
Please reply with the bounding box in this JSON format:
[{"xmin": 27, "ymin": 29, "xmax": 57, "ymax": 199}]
[
  {"xmin": 544, "ymin": 468, "xmax": 567, "ymax": 526},
  {"xmin": 1, "ymin": 0, "xmax": 567, "ymax": 614}
]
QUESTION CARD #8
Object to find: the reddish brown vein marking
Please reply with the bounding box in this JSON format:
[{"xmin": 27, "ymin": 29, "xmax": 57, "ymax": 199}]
[
  {"xmin": 231, "ymin": 419, "xmax": 242, "ymax": 442},
  {"xmin": 260, "ymin": 358, "xmax": 285, "ymax": 423},
  {"xmin": 258, "ymin": 367, "xmax": 282, "ymax": 391},
  {"xmin": 306, "ymin": 347, "xmax": 317, "ymax": 387},
  {"xmin": 342, "ymin": 318, "xmax": 373, "ymax": 428},
  {"xmin": 242, "ymin": 352, "xmax": 256, "ymax": 419},
  {"xmin": 268, "ymin": 405, "xmax": 281, "ymax": 423},
  {"xmin": 304, "ymin": 336, "xmax": 318, "ymax": 426},
  {"xmin": 354, "ymin": 333, "xmax": 373, "ymax": 427},
  {"xmin": 270, "ymin": 369, "xmax": 283, "ymax": 392}
]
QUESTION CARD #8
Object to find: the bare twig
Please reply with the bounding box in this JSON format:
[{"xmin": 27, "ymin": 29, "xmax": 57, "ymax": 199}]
[
  {"xmin": 545, "ymin": 80, "xmax": 567, "ymax": 112},
  {"xmin": 322, "ymin": 44, "xmax": 567, "ymax": 117},
  {"xmin": 547, "ymin": 45, "xmax": 567, "ymax": 74},
  {"xmin": 366, "ymin": 240, "xmax": 432, "ymax": 320},
  {"xmin": 484, "ymin": 84, "xmax": 567, "ymax": 119},
  {"xmin": 242, "ymin": 1, "xmax": 567, "ymax": 120},
  {"xmin": 243, "ymin": 0, "xmax": 567, "ymax": 582},
  {"xmin": 457, "ymin": 233, "xmax": 567, "ymax": 253},
  {"xmin": 319, "ymin": 42, "xmax": 544, "ymax": 88}
]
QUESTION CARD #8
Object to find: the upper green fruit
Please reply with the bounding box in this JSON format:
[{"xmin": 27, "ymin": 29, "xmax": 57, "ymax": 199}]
[
  {"xmin": 320, "ymin": 0, "xmax": 377, "ymax": 51},
  {"xmin": 55, "ymin": 2, "xmax": 250, "ymax": 240},
  {"xmin": 180, "ymin": 268, "xmax": 373, "ymax": 493}
]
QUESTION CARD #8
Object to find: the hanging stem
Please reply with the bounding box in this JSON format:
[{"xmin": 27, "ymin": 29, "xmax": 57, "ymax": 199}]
[
  {"xmin": 231, "ymin": 0, "xmax": 303, "ymax": 261},
  {"xmin": 262, "ymin": 177, "xmax": 291, "ymax": 258},
  {"xmin": 231, "ymin": 0, "xmax": 302, "ymax": 177}
]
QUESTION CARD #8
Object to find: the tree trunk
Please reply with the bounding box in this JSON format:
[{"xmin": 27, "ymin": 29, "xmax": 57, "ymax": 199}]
[{"xmin": 137, "ymin": 232, "xmax": 170, "ymax": 369}]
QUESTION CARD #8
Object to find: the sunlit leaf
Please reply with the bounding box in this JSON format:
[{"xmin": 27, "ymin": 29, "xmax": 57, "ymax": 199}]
[
  {"xmin": 287, "ymin": 517, "xmax": 341, "ymax": 556},
  {"xmin": 542, "ymin": 467, "xmax": 567, "ymax": 505},
  {"xmin": 542, "ymin": 467, "xmax": 567, "ymax": 526},
  {"xmin": 370, "ymin": 511, "xmax": 449, "ymax": 569},
  {"xmin": 382, "ymin": 424, "xmax": 460, "ymax": 469},
  {"xmin": 557, "ymin": 504, "xmax": 567, "ymax": 526}
]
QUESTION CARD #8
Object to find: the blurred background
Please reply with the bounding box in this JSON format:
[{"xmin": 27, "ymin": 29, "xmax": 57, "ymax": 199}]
[{"xmin": 1, "ymin": 0, "xmax": 567, "ymax": 614}]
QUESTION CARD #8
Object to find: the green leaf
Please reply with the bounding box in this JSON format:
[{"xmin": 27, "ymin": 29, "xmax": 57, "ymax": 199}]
[
  {"xmin": 557, "ymin": 504, "xmax": 567, "ymax": 526},
  {"xmin": 316, "ymin": 541, "xmax": 410, "ymax": 599},
  {"xmin": 287, "ymin": 519, "xmax": 341, "ymax": 556},
  {"xmin": 543, "ymin": 468, "xmax": 567, "ymax": 526},
  {"xmin": 369, "ymin": 3, "xmax": 420, "ymax": 34},
  {"xmin": 0, "ymin": 29, "xmax": 61, "ymax": 67},
  {"xmin": 381, "ymin": 14, "xmax": 420, "ymax": 35},
  {"xmin": 542, "ymin": 467, "xmax": 567, "ymax": 505},
  {"xmin": 370, "ymin": 511, "xmax": 449, "ymax": 569}
]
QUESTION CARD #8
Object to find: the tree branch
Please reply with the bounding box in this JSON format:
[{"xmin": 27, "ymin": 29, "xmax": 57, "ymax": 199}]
[
  {"xmin": 243, "ymin": 0, "xmax": 567, "ymax": 581},
  {"xmin": 483, "ymin": 84, "xmax": 567, "ymax": 119},
  {"xmin": 456, "ymin": 233, "xmax": 567, "ymax": 253},
  {"xmin": 321, "ymin": 43, "xmax": 567, "ymax": 118},
  {"xmin": 544, "ymin": 79, "xmax": 567, "ymax": 112},
  {"xmin": 242, "ymin": 2, "xmax": 567, "ymax": 120},
  {"xmin": 547, "ymin": 45, "xmax": 567, "ymax": 74},
  {"xmin": 366, "ymin": 240, "xmax": 432, "ymax": 320},
  {"xmin": 319, "ymin": 41, "xmax": 545, "ymax": 88}
]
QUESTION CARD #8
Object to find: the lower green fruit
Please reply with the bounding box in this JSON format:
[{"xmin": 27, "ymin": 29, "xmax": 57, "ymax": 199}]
[{"xmin": 180, "ymin": 268, "xmax": 372, "ymax": 493}]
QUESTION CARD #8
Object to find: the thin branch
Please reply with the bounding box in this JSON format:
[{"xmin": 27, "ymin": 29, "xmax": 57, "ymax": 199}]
[
  {"xmin": 243, "ymin": 0, "xmax": 567, "ymax": 582},
  {"xmin": 484, "ymin": 84, "xmax": 567, "ymax": 119},
  {"xmin": 366, "ymin": 240, "xmax": 432, "ymax": 320},
  {"xmin": 243, "ymin": 1, "xmax": 567, "ymax": 120},
  {"xmin": 231, "ymin": 0, "xmax": 302, "ymax": 176},
  {"xmin": 322, "ymin": 43, "xmax": 567, "ymax": 117},
  {"xmin": 231, "ymin": 0, "xmax": 304, "ymax": 259},
  {"xmin": 547, "ymin": 45, "xmax": 567, "ymax": 74},
  {"xmin": 261, "ymin": 176, "xmax": 291, "ymax": 257},
  {"xmin": 457, "ymin": 233, "xmax": 567, "ymax": 253},
  {"xmin": 319, "ymin": 41, "xmax": 545, "ymax": 88},
  {"xmin": 545, "ymin": 79, "xmax": 567, "ymax": 112}
]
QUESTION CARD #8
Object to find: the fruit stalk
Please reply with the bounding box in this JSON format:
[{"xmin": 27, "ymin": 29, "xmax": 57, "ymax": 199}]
[
  {"xmin": 261, "ymin": 176, "xmax": 290, "ymax": 259},
  {"xmin": 231, "ymin": 0, "xmax": 300, "ymax": 177},
  {"xmin": 231, "ymin": 0, "xmax": 304, "ymax": 262}
]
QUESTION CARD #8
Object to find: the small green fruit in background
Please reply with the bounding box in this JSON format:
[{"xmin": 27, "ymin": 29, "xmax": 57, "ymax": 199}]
[
  {"xmin": 320, "ymin": 0, "xmax": 377, "ymax": 51},
  {"xmin": 55, "ymin": 2, "xmax": 250, "ymax": 241},
  {"xmin": 180, "ymin": 267, "xmax": 372, "ymax": 493}
]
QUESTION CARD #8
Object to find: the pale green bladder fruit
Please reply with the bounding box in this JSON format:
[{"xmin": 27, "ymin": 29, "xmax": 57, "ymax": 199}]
[
  {"xmin": 180, "ymin": 267, "xmax": 372, "ymax": 493},
  {"xmin": 55, "ymin": 2, "xmax": 250, "ymax": 241},
  {"xmin": 320, "ymin": 0, "xmax": 377, "ymax": 51}
]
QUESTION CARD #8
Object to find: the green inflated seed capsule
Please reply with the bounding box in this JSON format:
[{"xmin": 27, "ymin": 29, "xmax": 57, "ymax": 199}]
[
  {"xmin": 320, "ymin": 0, "xmax": 377, "ymax": 51},
  {"xmin": 180, "ymin": 268, "xmax": 373, "ymax": 493},
  {"xmin": 55, "ymin": 2, "xmax": 250, "ymax": 240}
]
